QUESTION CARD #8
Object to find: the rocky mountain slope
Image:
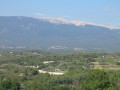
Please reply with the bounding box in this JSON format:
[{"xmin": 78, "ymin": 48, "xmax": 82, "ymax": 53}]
[{"xmin": 0, "ymin": 16, "xmax": 120, "ymax": 51}]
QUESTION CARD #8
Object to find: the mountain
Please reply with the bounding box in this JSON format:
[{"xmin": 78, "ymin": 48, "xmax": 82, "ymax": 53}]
[{"xmin": 0, "ymin": 16, "xmax": 120, "ymax": 52}]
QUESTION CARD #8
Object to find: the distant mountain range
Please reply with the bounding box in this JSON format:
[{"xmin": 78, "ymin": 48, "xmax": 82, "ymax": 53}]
[{"xmin": 0, "ymin": 16, "xmax": 120, "ymax": 52}]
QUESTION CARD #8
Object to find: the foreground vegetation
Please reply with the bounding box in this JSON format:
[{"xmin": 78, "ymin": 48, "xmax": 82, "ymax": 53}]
[{"xmin": 0, "ymin": 50, "xmax": 120, "ymax": 90}]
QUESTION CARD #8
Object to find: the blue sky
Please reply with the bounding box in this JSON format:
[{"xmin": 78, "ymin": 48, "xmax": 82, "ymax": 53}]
[{"xmin": 0, "ymin": 0, "xmax": 120, "ymax": 26}]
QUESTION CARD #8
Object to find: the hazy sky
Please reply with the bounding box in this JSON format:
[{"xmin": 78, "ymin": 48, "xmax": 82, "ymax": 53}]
[{"xmin": 0, "ymin": 0, "xmax": 120, "ymax": 26}]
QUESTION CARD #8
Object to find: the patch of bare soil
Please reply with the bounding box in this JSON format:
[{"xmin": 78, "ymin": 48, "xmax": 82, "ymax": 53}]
[{"xmin": 106, "ymin": 68, "xmax": 120, "ymax": 70}]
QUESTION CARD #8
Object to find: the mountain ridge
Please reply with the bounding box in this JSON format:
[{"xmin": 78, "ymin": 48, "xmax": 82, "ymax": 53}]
[
  {"xmin": 32, "ymin": 17, "xmax": 120, "ymax": 30},
  {"xmin": 0, "ymin": 16, "xmax": 120, "ymax": 51}
]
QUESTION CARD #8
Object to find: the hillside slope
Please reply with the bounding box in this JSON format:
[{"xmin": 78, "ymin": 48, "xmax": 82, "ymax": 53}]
[{"xmin": 0, "ymin": 16, "xmax": 120, "ymax": 51}]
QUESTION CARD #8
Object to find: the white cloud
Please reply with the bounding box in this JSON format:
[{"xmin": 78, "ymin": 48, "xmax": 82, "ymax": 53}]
[
  {"xmin": 104, "ymin": 7, "xmax": 117, "ymax": 12},
  {"xmin": 63, "ymin": 16, "xmax": 70, "ymax": 18},
  {"xmin": 105, "ymin": 14, "xmax": 119, "ymax": 18},
  {"xmin": 34, "ymin": 13, "xmax": 45, "ymax": 17}
]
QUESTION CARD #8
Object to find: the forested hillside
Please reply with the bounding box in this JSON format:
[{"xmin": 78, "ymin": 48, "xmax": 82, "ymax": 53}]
[{"xmin": 0, "ymin": 16, "xmax": 120, "ymax": 51}]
